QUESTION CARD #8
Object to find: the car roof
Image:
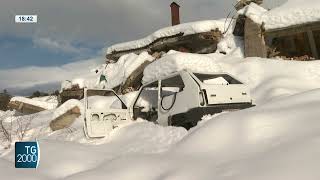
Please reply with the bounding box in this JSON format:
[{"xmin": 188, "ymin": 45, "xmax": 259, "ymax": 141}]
[{"xmin": 142, "ymin": 69, "xmax": 236, "ymax": 86}]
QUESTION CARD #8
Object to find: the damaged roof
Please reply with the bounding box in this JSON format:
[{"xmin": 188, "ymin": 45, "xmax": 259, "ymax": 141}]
[
  {"xmin": 106, "ymin": 19, "xmax": 231, "ymax": 55},
  {"xmin": 238, "ymin": 0, "xmax": 320, "ymax": 30}
]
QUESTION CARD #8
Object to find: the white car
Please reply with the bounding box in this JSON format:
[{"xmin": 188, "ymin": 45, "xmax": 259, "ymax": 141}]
[{"xmin": 84, "ymin": 70, "xmax": 254, "ymax": 138}]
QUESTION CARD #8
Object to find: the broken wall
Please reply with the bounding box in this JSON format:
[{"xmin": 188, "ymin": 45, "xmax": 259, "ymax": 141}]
[
  {"xmin": 265, "ymin": 22, "xmax": 320, "ymax": 60},
  {"xmin": 244, "ymin": 18, "xmax": 267, "ymax": 58}
]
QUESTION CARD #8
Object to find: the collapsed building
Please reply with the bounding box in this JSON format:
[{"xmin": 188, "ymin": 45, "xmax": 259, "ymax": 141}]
[
  {"xmin": 236, "ymin": 0, "xmax": 320, "ymax": 60},
  {"xmin": 59, "ymin": 1, "xmax": 234, "ymax": 103},
  {"xmin": 107, "ymin": 0, "xmax": 320, "ymax": 62},
  {"xmin": 60, "ymin": 0, "xmax": 320, "ymax": 103},
  {"xmin": 106, "ymin": 2, "xmax": 225, "ymax": 61}
]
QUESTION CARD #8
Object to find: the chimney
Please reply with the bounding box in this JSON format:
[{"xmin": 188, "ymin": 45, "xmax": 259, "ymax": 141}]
[{"xmin": 170, "ymin": 2, "xmax": 180, "ymax": 26}]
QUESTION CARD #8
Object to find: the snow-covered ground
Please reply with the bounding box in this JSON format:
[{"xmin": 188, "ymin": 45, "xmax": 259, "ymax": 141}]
[
  {"xmin": 32, "ymin": 96, "xmax": 58, "ymax": 105},
  {"xmin": 1, "ymin": 51, "xmax": 320, "ymax": 179}
]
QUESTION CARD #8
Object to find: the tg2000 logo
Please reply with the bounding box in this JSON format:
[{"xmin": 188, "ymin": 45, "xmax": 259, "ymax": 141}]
[{"xmin": 15, "ymin": 142, "xmax": 40, "ymax": 168}]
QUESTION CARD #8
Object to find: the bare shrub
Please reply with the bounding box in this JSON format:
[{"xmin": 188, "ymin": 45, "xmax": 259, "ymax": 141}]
[
  {"xmin": 16, "ymin": 115, "xmax": 34, "ymax": 141},
  {"xmin": 0, "ymin": 113, "xmax": 13, "ymax": 149},
  {"xmin": 0, "ymin": 112, "xmax": 35, "ymax": 149}
]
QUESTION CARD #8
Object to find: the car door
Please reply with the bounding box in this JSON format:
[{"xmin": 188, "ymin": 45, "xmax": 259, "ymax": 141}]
[
  {"xmin": 157, "ymin": 74, "xmax": 188, "ymax": 126},
  {"xmin": 84, "ymin": 89, "xmax": 129, "ymax": 138}
]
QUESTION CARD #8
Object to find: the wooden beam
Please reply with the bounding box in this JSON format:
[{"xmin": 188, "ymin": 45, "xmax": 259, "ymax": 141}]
[
  {"xmin": 244, "ymin": 18, "xmax": 267, "ymax": 58},
  {"xmin": 307, "ymin": 30, "xmax": 319, "ymax": 59},
  {"xmin": 8, "ymin": 101, "xmax": 46, "ymax": 114},
  {"xmin": 266, "ymin": 21, "xmax": 320, "ymax": 37}
]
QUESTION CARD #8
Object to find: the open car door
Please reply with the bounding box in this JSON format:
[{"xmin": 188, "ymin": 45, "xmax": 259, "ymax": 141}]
[{"xmin": 84, "ymin": 89, "xmax": 129, "ymax": 138}]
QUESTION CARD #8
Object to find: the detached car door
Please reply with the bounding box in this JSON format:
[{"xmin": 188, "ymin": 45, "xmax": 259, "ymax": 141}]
[{"xmin": 84, "ymin": 89, "xmax": 129, "ymax": 138}]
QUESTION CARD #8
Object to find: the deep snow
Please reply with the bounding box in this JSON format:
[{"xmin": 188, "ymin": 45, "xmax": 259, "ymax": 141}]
[
  {"xmin": 100, "ymin": 51, "xmax": 155, "ymax": 89},
  {"xmin": 1, "ymin": 53, "xmax": 320, "ymax": 179}
]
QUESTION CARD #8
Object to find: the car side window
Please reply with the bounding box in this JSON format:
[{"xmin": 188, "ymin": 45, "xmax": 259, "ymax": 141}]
[
  {"xmin": 160, "ymin": 75, "xmax": 185, "ymax": 110},
  {"xmin": 133, "ymin": 81, "xmax": 159, "ymax": 120},
  {"xmin": 161, "ymin": 75, "xmax": 185, "ymax": 97},
  {"xmin": 134, "ymin": 81, "xmax": 159, "ymax": 111}
]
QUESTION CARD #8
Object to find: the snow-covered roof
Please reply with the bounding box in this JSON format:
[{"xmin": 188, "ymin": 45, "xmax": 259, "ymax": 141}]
[
  {"xmin": 238, "ymin": 0, "xmax": 320, "ymax": 30},
  {"xmin": 237, "ymin": 2, "xmax": 267, "ymax": 25},
  {"xmin": 106, "ymin": 19, "xmax": 230, "ymax": 54}
]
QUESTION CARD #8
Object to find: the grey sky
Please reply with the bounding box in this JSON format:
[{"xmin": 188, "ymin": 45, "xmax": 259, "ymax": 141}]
[{"xmin": 0, "ymin": 0, "xmax": 286, "ymax": 49}]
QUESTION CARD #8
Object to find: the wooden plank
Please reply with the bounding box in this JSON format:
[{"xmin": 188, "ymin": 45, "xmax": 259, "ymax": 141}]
[
  {"xmin": 307, "ymin": 30, "xmax": 319, "ymax": 59},
  {"xmin": 266, "ymin": 21, "xmax": 320, "ymax": 37},
  {"xmin": 8, "ymin": 101, "xmax": 46, "ymax": 114}
]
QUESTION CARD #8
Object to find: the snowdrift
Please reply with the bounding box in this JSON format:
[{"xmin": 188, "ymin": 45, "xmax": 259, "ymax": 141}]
[
  {"xmin": 1, "ymin": 89, "xmax": 319, "ymax": 180},
  {"xmin": 101, "ymin": 51, "xmax": 154, "ymax": 89},
  {"xmin": 142, "ymin": 51, "xmax": 223, "ymax": 83},
  {"xmin": 63, "ymin": 89, "xmax": 320, "ymax": 180}
]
